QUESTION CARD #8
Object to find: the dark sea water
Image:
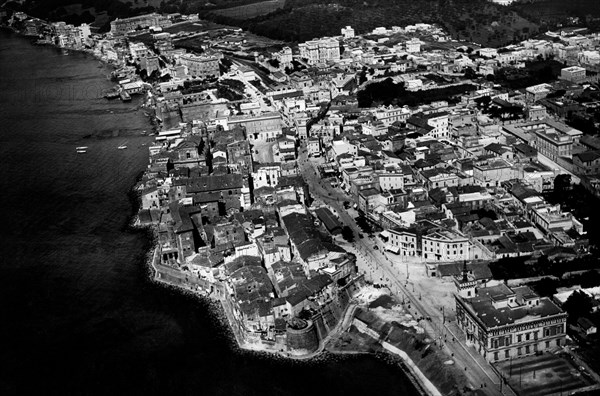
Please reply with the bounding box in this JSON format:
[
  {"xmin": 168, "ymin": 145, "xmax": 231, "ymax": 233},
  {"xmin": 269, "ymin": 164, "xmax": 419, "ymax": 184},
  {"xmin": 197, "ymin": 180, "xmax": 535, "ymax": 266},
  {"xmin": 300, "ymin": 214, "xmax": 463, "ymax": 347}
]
[{"xmin": 0, "ymin": 31, "xmax": 419, "ymax": 396}]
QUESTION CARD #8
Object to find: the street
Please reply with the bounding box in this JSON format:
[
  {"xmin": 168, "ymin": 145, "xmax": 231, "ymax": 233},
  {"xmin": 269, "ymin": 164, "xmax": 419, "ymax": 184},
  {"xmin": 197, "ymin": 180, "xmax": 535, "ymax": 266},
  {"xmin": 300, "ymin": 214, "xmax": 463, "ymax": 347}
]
[{"xmin": 297, "ymin": 146, "xmax": 513, "ymax": 395}]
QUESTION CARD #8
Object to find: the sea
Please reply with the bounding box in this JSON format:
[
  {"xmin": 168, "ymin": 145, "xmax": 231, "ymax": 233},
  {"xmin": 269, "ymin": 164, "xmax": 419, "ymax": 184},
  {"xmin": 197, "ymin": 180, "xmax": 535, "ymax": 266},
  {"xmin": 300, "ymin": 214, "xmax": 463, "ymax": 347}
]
[{"xmin": 0, "ymin": 30, "xmax": 420, "ymax": 396}]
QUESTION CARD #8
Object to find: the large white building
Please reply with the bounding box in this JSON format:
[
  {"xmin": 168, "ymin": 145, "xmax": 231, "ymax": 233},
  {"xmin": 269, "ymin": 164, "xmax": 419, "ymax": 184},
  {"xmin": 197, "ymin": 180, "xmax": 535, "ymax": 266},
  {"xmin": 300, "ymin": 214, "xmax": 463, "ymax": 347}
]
[
  {"xmin": 422, "ymin": 229, "xmax": 469, "ymax": 262},
  {"xmin": 341, "ymin": 26, "xmax": 355, "ymax": 39},
  {"xmin": 252, "ymin": 164, "xmax": 281, "ymax": 189},
  {"xmin": 179, "ymin": 53, "xmax": 220, "ymax": 80},
  {"xmin": 110, "ymin": 13, "xmax": 171, "ymax": 36},
  {"xmin": 560, "ymin": 66, "xmax": 586, "ymax": 83},
  {"xmin": 455, "ymin": 279, "xmax": 566, "ymax": 363},
  {"xmin": 489, "ymin": 0, "xmax": 516, "ymax": 5},
  {"xmin": 299, "ymin": 38, "xmax": 340, "ymax": 65}
]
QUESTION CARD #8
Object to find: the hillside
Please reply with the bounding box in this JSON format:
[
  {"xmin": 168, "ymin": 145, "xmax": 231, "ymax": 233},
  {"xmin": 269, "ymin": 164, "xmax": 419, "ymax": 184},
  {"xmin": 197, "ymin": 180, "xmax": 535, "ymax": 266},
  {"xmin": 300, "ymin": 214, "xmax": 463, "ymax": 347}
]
[
  {"xmin": 208, "ymin": 0, "xmax": 540, "ymax": 47},
  {"xmin": 8, "ymin": 0, "xmax": 600, "ymax": 47}
]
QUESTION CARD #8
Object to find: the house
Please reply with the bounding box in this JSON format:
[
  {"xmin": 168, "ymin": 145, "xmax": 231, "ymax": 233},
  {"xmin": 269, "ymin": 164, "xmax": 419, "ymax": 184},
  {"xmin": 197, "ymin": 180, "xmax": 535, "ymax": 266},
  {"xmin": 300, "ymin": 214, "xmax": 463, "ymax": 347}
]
[
  {"xmin": 420, "ymin": 168, "xmax": 459, "ymax": 190},
  {"xmin": 577, "ymin": 317, "xmax": 597, "ymax": 336},
  {"xmin": 573, "ymin": 151, "xmax": 600, "ymax": 176}
]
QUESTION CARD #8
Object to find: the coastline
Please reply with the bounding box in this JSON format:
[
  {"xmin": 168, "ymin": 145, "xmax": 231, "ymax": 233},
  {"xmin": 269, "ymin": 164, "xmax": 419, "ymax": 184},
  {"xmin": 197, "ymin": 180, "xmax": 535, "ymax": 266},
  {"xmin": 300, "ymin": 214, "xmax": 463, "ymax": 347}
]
[
  {"xmin": 4, "ymin": 21, "xmax": 440, "ymax": 396},
  {"xmin": 147, "ymin": 241, "xmax": 437, "ymax": 396}
]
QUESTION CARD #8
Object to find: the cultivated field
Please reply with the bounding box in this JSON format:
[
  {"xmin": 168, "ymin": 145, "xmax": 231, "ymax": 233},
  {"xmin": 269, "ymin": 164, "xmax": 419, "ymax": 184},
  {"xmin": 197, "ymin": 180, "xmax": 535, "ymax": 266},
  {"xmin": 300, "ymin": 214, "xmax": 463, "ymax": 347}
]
[{"xmin": 211, "ymin": 0, "xmax": 286, "ymax": 20}]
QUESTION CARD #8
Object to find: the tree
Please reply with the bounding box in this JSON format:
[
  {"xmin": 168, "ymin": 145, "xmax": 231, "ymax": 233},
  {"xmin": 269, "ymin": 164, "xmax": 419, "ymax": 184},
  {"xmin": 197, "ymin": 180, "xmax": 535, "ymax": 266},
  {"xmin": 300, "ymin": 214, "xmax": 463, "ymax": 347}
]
[
  {"xmin": 580, "ymin": 270, "xmax": 600, "ymax": 289},
  {"xmin": 341, "ymin": 226, "xmax": 354, "ymax": 242},
  {"xmin": 562, "ymin": 290, "xmax": 594, "ymax": 324},
  {"xmin": 533, "ymin": 277, "xmax": 558, "ymax": 297},
  {"xmin": 553, "ymin": 174, "xmax": 572, "ymax": 200}
]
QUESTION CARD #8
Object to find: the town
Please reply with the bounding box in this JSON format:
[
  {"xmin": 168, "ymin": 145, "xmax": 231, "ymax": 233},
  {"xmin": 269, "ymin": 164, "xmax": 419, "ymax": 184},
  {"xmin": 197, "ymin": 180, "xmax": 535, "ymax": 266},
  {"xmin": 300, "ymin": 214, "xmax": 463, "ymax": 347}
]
[{"xmin": 5, "ymin": 7, "xmax": 600, "ymax": 395}]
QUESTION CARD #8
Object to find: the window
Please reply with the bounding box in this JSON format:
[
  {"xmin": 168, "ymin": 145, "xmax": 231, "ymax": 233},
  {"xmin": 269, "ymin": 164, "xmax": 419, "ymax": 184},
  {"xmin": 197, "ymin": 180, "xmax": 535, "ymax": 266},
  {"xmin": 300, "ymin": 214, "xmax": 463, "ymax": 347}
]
[
  {"xmin": 517, "ymin": 335, "xmax": 522, "ymax": 343},
  {"xmin": 525, "ymin": 346, "xmax": 530, "ymax": 354},
  {"xmin": 505, "ymin": 350, "xmax": 510, "ymax": 359},
  {"xmin": 525, "ymin": 333, "xmax": 530, "ymax": 341},
  {"xmin": 556, "ymin": 339, "xmax": 561, "ymax": 347},
  {"xmin": 545, "ymin": 341, "xmax": 550, "ymax": 348},
  {"xmin": 518, "ymin": 347, "xmax": 522, "ymax": 356}
]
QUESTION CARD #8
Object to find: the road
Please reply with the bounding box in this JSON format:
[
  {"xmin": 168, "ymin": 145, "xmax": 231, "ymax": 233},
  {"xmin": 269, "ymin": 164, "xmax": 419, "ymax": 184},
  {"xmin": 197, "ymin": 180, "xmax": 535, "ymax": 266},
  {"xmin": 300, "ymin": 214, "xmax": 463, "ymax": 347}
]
[
  {"xmin": 536, "ymin": 152, "xmax": 580, "ymax": 184},
  {"xmin": 297, "ymin": 146, "xmax": 514, "ymax": 395}
]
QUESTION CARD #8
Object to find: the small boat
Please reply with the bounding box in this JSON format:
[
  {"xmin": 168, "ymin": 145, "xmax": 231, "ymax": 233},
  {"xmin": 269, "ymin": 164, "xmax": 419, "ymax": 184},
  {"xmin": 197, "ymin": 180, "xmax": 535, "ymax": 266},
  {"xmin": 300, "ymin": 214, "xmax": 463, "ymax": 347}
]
[
  {"xmin": 76, "ymin": 146, "xmax": 88, "ymax": 150},
  {"xmin": 76, "ymin": 149, "xmax": 87, "ymax": 154},
  {"xmin": 118, "ymin": 145, "xmax": 128, "ymax": 150}
]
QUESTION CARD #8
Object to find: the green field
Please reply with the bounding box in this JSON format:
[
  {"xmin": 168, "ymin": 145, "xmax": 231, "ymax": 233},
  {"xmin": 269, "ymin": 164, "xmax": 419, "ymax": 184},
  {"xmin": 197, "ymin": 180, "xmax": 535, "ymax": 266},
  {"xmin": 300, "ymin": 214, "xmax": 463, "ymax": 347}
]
[{"xmin": 210, "ymin": 0, "xmax": 286, "ymax": 20}]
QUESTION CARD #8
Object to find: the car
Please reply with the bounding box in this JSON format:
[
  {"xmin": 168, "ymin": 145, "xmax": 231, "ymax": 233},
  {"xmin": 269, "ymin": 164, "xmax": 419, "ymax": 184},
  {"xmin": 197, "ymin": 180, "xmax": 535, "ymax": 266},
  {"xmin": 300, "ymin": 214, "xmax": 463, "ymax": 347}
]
[
  {"xmin": 358, "ymin": 233, "xmax": 364, "ymax": 239},
  {"xmin": 373, "ymin": 245, "xmax": 379, "ymax": 250}
]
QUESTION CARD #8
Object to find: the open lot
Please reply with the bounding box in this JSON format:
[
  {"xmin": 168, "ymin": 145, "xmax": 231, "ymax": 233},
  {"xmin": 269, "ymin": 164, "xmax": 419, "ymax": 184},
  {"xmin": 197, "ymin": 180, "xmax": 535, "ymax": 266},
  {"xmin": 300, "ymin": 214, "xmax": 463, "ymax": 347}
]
[{"xmin": 495, "ymin": 353, "xmax": 596, "ymax": 396}]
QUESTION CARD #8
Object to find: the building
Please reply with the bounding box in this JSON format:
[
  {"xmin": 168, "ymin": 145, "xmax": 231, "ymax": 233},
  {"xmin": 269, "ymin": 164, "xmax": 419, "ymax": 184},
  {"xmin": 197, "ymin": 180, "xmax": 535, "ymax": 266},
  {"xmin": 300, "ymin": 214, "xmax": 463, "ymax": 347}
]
[
  {"xmin": 405, "ymin": 38, "xmax": 421, "ymax": 53},
  {"xmin": 253, "ymin": 163, "xmax": 281, "ymax": 189},
  {"xmin": 386, "ymin": 228, "xmax": 418, "ymax": 256},
  {"xmin": 140, "ymin": 55, "xmax": 161, "ymax": 75},
  {"xmin": 529, "ymin": 203, "xmax": 575, "ymax": 233},
  {"xmin": 455, "ymin": 279, "xmax": 567, "ymax": 362},
  {"xmin": 560, "ymin": 66, "xmax": 586, "ymax": 84},
  {"xmin": 525, "ymin": 83, "xmax": 551, "ymax": 103},
  {"xmin": 573, "ymin": 150, "xmax": 600, "ymax": 175},
  {"xmin": 378, "ymin": 172, "xmax": 405, "ymax": 192},
  {"xmin": 341, "ymin": 26, "xmax": 355, "ymax": 39},
  {"xmin": 298, "ymin": 38, "xmax": 340, "ymax": 65},
  {"xmin": 420, "ymin": 168, "xmax": 459, "ymax": 190},
  {"xmin": 130, "ymin": 42, "xmax": 151, "ymax": 60},
  {"xmin": 532, "ymin": 126, "xmax": 576, "ymax": 161},
  {"xmin": 315, "ymin": 207, "xmax": 342, "ymax": 235},
  {"xmin": 228, "ymin": 112, "xmax": 283, "ymax": 142},
  {"xmin": 179, "ymin": 53, "xmax": 220, "ymax": 80},
  {"xmin": 307, "ymin": 137, "xmax": 321, "ymax": 157},
  {"xmin": 472, "ymin": 158, "xmax": 516, "ymax": 188},
  {"xmin": 110, "ymin": 13, "xmax": 169, "ymax": 36},
  {"xmin": 422, "ymin": 229, "xmax": 469, "ymax": 262},
  {"xmin": 407, "ymin": 112, "xmax": 449, "ymax": 139}
]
